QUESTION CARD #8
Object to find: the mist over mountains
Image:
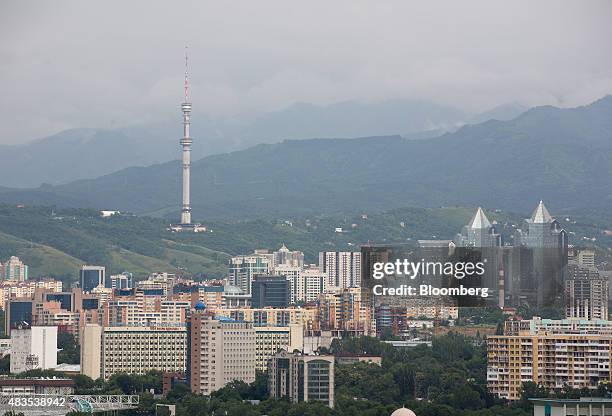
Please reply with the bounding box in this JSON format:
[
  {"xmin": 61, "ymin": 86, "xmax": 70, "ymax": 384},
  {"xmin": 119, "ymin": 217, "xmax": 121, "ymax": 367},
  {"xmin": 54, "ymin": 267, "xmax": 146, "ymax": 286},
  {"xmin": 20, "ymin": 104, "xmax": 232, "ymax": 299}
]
[
  {"xmin": 0, "ymin": 96, "xmax": 609, "ymax": 220},
  {"xmin": 0, "ymin": 99, "xmax": 521, "ymax": 188}
]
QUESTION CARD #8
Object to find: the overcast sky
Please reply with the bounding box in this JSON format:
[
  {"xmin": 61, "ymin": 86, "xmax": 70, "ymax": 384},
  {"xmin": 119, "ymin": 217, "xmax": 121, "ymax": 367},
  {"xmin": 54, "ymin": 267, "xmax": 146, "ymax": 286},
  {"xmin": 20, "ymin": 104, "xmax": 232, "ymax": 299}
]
[{"xmin": 0, "ymin": 0, "xmax": 611, "ymax": 144}]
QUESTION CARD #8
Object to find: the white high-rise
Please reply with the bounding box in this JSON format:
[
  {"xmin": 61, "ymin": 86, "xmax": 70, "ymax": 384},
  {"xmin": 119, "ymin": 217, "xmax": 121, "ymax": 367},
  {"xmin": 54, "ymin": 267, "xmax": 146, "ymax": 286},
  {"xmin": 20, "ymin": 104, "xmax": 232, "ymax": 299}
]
[
  {"xmin": 319, "ymin": 251, "xmax": 361, "ymax": 288},
  {"xmin": 10, "ymin": 325, "xmax": 57, "ymax": 374}
]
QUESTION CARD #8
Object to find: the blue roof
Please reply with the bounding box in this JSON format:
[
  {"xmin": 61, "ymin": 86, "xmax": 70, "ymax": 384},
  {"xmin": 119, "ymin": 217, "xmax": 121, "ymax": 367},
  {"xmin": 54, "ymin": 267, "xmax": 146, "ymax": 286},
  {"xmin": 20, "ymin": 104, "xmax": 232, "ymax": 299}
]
[
  {"xmin": 203, "ymin": 286, "xmax": 224, "ymax": 292},
  {"xmin": 217, "ymin": 316, "xmax": 246, "ymax": 323}
]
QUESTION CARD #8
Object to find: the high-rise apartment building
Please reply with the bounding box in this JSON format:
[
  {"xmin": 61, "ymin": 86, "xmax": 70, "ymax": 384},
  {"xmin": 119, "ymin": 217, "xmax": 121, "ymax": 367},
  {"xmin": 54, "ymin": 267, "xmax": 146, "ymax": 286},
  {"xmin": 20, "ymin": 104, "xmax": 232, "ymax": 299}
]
[
  {"xmin": 302, "ymin": 267, "xmax": 328, "ymax": 303},
  {"xmin": 80, "ymin": 324, "xmax": 187, "ymax": 380},
  {"xmin": 319, "ymin": 252, "xmax": 361, "ymax": 288},
  {"xmin": 79, "ymin": 266, "xmax": 106, "ymax": 293},
  {"xmin": 275, "ymin": 265, "xmax": 327, "ymax": 304},
  {"xmin": 10, "ymin": 325, "xmax": 57, "ymax": 374},
  {"xmin": 228, "ymin": 254, "xmax": 270, "ymax": 295},
  {"xmin": 275, "ymin": 265, "xmax": 302, "ymax": 304},
  {"xmin": 197, "ymin": 285, "xmax": 224, "ymax": 310},
  {"xmin": 0, "ymin": 280, "xmax": 63, "ymax": 311},
  {"xmin": 318, "ymin": 287, "xmax": 375, "ymax": 336},
  {"xmin": 487, "ymin": 318, "xmax": 612, "ymax": 400},
  {"xmin": 188, "ymin": 311, "xmax": 256, "ymax": 395},
  {"xmin": 273, "ymin": 245, "xmax": 304, "ymax": 269},
  {"xmin": 1, "ymin": 257, "xmax": 29, "ymax": 281},
  {"xmin": 269, "ymin": 351, "xmax": 335, "ymax": 408},
  {"xmin": 565, "ymin": 264, "xmax": 608, "ymax": 320}
]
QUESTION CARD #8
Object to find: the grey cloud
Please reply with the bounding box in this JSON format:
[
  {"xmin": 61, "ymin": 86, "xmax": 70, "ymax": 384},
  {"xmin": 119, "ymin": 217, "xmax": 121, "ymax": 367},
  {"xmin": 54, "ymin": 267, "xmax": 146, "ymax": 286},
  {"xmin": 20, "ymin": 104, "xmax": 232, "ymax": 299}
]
[{"xmin": 0, "ymin": 0, "xmax": 611, "ymax": 144}]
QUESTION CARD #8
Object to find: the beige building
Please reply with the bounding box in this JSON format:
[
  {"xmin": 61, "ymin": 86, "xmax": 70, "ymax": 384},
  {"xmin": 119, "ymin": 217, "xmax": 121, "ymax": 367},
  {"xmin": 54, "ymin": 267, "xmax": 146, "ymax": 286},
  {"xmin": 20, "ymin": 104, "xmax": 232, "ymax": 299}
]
[
  {"xmin": 0, "ymin": 279, "xmax": 62, "ymax": 310},
  {"xmin": 104, "ymin": 299, "xmax": 189, "ymax": 327},
  {"xmin": 80, "ymin": 324, "xmax": 103, "ymax": 380},
  {"xmin": 189, "ymin": 313, "xmax": 256, "ymax": 395},
  {"xmin": 488, "ymin": 318, "xmax": 612, "ymax": 400},
  {"xmin": 80, "ymin": 324, "xmax": 187, "ymax": 380},
  {"xmin": 318, "ymin": 287, "xmax": 375, "ymax": 336},
  {"xmin": 255, "ymin": 324, "xmax": 303, "ymax": 371}
]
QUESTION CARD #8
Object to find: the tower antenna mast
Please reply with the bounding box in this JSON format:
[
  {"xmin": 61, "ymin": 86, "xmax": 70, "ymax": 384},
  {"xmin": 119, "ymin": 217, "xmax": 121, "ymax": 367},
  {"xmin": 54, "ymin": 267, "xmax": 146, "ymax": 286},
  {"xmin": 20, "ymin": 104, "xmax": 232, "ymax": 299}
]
[
  {"xmin": 180, "ymin": 45, "xmax": 193, "ymax": 226},
  {"xmin": 184, "ymin": 45, "xmax": 189, "ymax": 103}
]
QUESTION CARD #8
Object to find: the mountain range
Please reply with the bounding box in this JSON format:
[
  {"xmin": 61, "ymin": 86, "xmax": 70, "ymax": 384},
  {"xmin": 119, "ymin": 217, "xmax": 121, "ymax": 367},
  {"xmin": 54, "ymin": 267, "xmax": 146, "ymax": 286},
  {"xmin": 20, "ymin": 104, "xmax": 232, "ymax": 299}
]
[
  {"xmin": 0, "ymin": 96, "xmax": 609, "ymax": 220},
  {"xmin": 0, "ymin": 99, "xmax": 523, "ymax": 188}
]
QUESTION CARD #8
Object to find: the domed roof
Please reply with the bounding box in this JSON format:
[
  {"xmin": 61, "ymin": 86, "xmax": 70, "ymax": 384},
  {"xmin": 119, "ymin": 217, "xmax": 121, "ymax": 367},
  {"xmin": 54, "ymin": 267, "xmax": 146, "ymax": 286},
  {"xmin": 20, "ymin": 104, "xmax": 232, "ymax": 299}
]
[
  {"xmin": 390, "ymin": 408, "xmax": 416, "ymax": 416},
  {"xmin": 223, "ymin": 285, "xmax": 244, "ymax": 295},
  {"xmin": 194, "ymin": 301, "xmax": 206, "ymax": 310}
]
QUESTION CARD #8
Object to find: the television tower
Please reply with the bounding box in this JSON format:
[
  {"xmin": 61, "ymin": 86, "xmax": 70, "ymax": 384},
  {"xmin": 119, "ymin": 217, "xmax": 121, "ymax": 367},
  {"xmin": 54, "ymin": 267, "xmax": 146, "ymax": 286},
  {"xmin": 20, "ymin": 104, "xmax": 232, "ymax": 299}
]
[{"xmin": 180, "ymin": 46, "xmax": 193, "ymax": 225}]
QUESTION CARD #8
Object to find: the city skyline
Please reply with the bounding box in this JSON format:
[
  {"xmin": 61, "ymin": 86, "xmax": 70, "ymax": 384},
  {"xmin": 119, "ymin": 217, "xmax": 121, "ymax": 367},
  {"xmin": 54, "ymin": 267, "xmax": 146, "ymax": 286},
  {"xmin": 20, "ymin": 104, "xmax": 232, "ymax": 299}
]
[{"xmin": 0, "ymin": 2, "xmax": 609, "ymax": 414}]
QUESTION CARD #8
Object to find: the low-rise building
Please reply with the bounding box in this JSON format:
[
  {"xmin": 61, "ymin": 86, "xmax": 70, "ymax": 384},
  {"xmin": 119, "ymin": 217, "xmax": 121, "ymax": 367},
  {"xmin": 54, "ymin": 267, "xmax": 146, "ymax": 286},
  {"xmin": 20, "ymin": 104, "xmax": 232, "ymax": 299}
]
[
  {"xmin": 530, "ymin": 397, "xmax": 612, "ymax": 416},
  {"xmin": 0, "ymin": 378, "xmax": 75, "ymax": 395}
]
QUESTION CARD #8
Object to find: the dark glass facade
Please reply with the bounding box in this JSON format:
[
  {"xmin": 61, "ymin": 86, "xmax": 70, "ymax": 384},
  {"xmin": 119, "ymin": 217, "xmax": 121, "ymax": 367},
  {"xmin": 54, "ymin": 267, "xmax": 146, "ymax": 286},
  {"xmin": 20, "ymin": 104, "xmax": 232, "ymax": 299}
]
[
  {"xmin": 251, "ymin": 276, "xmax": 290, "ymax": 308},
  {"xmin": 45, "ymin": 293, "xmax": 73, "ymax": 311},
  {"xmin": 80, "ymin": 267, "xmax": 105, "ymax": 293},
  {"xmin": 82, "ymin": 298, "xmax": 99, "ymax": 310},
  {"xmin": 307, "ymin": 360, "xmax": 331, "ymax": 405},
  {"xmin": 8, "ymin": 300, "xmax": 33, "ymax": 329}
]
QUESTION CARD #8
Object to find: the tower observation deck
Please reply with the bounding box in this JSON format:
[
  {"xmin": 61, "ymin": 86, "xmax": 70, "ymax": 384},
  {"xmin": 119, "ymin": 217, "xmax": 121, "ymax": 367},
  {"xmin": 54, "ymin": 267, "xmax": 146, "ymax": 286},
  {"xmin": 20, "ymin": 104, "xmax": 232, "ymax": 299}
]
[{"xmin": 171, "ymin": 46, "xmax": 205, "ymax": 233}]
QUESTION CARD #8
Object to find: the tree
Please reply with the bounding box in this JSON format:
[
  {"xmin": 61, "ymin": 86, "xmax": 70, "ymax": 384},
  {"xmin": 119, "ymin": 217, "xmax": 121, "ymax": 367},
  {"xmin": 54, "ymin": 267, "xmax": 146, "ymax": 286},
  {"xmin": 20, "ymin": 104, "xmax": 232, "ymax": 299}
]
[
  {"xmin": 58, "ymin": 332, "xmax": 80, "ymax": 364},
  {"xmin": 0, "ymin": 355, "xmax": 9, "ymax": 375}
]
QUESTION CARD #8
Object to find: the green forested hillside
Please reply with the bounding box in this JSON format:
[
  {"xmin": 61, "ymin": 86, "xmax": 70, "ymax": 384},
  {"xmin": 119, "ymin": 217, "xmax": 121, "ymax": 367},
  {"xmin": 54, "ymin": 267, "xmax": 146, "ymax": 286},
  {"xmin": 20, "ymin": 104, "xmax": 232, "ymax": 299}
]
[{"xmin": 0, "ymin": 204, "xmax": 609, "ymax": 283}]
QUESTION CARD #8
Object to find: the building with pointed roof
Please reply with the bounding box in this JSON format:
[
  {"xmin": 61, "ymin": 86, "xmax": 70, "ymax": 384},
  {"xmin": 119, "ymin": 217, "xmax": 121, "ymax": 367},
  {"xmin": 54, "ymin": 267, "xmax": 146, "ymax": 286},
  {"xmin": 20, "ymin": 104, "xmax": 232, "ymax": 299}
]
[
  {"xmin": 454, "ymin": 207, "xmax": 502, "ymax": 307},
  {"xmin": 455, "ymin": 207, "xmax": 501, "ymax": 248},
  {"xmin": 273, "ymin": 244, "xmax": 304, "ymax": 269},
  {"xmin": 515, "ymin": 200, "xmax": 568, "ymax": 307},
  {"xmin": 530, "ymin": 200, "xmax": 554, "ymax": 224}
]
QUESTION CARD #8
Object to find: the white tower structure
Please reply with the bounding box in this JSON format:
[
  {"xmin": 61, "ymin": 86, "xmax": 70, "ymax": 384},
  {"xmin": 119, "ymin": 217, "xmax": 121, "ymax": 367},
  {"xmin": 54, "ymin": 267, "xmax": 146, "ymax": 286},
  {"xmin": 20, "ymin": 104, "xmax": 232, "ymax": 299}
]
[{"xmin": 180, "ymin": 46, "xmax": 193, "ymax": 225}]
